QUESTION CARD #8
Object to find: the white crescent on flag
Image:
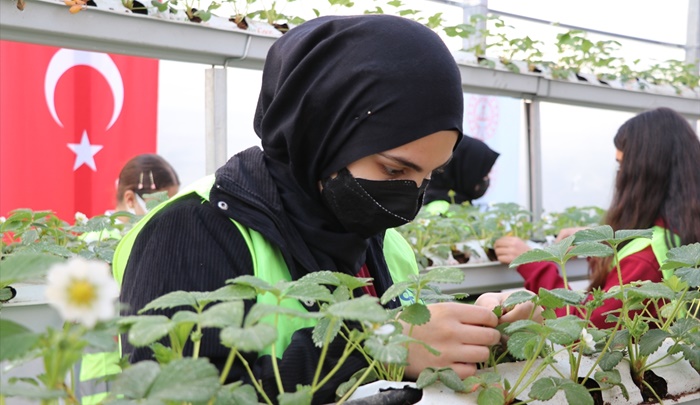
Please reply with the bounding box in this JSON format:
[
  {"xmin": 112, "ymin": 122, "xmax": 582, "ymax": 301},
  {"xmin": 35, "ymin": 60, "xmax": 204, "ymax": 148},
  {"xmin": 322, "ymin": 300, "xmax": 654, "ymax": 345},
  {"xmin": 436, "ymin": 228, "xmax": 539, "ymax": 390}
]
[{"xmin": 44, "ymin": 48, "xmax": 124, "ymax": 130}]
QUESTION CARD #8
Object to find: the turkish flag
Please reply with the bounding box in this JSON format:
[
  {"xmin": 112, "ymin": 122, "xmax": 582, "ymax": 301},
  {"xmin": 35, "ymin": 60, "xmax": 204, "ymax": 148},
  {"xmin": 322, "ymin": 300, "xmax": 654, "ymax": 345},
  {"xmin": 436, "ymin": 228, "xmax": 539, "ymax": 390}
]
[{"xmin": 0, "ymin": 40, "xmax": 159, "ymax": 221}]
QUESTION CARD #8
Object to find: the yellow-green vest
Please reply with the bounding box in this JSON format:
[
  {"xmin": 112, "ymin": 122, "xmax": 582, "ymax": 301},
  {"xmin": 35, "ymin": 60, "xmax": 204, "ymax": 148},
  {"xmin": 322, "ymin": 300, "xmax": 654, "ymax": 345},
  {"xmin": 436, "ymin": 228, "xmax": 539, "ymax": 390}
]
[
  {"xmin": 113, "ymin": 174, "xmax": 419, "ymax": 357},
  {"xmin": 616, "ymin": 225, "xmax": 679, "ymax": 280}
]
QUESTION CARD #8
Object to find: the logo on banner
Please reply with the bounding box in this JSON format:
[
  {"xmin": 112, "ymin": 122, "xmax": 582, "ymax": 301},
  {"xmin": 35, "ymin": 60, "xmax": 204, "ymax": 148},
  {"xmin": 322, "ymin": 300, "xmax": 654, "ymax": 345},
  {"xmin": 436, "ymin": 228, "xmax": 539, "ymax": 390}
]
[
  {"xmin": 45, "ymin": 49, "xmax": 124, "ymax": 171},
  {"xmin": 465, "ymin": 95, "xmax": 500, "ymax": 141}
]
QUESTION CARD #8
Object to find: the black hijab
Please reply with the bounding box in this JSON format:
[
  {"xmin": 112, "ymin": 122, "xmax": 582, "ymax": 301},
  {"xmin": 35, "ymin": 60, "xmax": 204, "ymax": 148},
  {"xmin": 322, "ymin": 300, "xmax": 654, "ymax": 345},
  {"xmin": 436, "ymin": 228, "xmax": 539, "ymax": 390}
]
[
  {"xmin": 424, "ymin": 135, "xmax": 500, "ymax": 204},
  {"xmin": 239, "ymin": 15, "xmax": 464, "ymax": 276}
]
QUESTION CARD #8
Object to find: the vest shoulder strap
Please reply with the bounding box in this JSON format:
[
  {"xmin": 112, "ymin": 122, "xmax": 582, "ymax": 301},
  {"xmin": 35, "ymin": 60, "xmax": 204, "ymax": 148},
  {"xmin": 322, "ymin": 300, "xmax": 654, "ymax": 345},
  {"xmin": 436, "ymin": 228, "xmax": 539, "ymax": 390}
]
[{"xmin": 616, "ymin": 226, "xmax": 679, "ymax": 280}]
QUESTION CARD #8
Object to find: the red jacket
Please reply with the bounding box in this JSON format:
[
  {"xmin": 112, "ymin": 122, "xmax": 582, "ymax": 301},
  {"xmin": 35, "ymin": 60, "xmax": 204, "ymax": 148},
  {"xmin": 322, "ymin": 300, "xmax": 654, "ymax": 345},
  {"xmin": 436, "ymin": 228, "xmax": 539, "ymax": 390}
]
[{"xmin": 516, "ymin": 246, "xmax": 663, "ymax": 329}]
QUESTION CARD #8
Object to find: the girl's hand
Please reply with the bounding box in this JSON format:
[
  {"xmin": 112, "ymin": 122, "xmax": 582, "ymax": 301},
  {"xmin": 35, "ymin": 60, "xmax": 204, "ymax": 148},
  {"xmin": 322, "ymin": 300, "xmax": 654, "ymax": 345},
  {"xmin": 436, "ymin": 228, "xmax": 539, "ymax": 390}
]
[
  {"xmin": 493, "ymin": 236, "xmax": 531, "ymax": 265},
  {"xmin": 555, "ymin": 227, "xmax": 589, "ymax": 242},
  {"xmin": 475, "ymin": 291, "xmax": 543, "ymax": 325},
  {"xmin": 402, "ymin": 302, "xmax": 500, "ymax": 379}
]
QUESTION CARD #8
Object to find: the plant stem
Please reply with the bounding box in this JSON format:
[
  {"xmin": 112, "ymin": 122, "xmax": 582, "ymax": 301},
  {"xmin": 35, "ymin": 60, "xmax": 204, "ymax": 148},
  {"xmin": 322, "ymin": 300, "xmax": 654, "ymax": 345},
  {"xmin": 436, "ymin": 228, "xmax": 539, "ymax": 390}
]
[
  {"xmin": 315, "ymin": 343, "xmax": 361, "ymax": 389},
  {"xmin": 560, "ymin": 261, "xmax": 570, "ymax": 315},
  {"xmin": 507, "ymin": 335, "xmax": 548, "ymax": 401},
  {"xmin": 192, "ymin": 324, "xmax": 202, "ymax": 359},
  {"xmin": 270, "ymin": 309, "xmax": 284, "ymax": 395},
  {"xmin": 311, "ymin": 318, "xmax": 338, "ymax": 389},
  {"xmin": 334, "ymin": 360, "xmax": 378, "ymax": 404},
  {"xmin": 219, "ymin": 348, "xmax": 238, "ymax": 384},
  {"xmin": 661, "ymin": 289, "xmax": 688, "ymax": 330},
  {"xmin": 235, "ymin": 351, "xmax": 273, "ymax": 405}
]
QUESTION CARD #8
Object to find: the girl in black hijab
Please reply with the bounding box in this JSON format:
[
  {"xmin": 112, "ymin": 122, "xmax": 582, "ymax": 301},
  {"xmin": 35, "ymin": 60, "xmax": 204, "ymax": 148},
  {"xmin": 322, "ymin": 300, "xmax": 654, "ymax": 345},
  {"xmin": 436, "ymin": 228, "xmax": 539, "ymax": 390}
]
[
  {"xmin": 118, "ymin": 14, "xmax": 537, "ymax": 404},
  {"xmin": 424, "ymin": 134, "xmax": 500, "ymax": 205}
]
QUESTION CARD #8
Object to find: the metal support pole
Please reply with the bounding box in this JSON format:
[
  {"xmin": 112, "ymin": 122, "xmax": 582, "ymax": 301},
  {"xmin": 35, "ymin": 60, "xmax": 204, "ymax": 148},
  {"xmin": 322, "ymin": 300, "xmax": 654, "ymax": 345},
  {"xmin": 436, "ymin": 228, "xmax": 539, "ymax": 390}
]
[
  {"xmin": 687, "ymin": 0, "xmax": 700, "ymax": 72},
  {"xmin": 205, "ymin": 67, "xmax": 228, "ymax": 175},
  {"xmin": 461, "ymin": 0, "xmax": 488, "ymax": 52},
  {"xmin": 525, "ymin": 99, "xmax": 543, "ymax": 222}
]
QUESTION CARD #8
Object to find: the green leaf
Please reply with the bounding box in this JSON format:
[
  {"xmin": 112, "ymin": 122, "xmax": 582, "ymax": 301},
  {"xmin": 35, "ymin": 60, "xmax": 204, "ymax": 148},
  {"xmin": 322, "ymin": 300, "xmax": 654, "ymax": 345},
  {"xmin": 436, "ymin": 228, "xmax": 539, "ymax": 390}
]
[
  {"xmin": 171, "ymin": 310, "xmax": 198, "ymax": 325},
  {"xmin": 205, "ymin": 284, "xmax": 257, "ymax": 302},
  {"xmin": 139, "ymin": 291, "xmax": 199, "ymax": 313},
  {"xmin": 614, "ymin": 229, "xmax": 653, "ymax": 243},
  {"xmin": 598, "ymin": 350, "xmax": 624, "ymax": 371},
  {"xmin": 0, "ymin": 286, "xmax": 15, "ymax": 301},
  {"xmin": 300, "ymin": 271, "xmax": 371, "ymax": 292},
  {"xmin": 422, "ymin": 266, "xmax": 465, "ymax": 284},
  {"xmin": 662, "ymin": 243, "xmax": 700, "ymax": 269},
  {"xmin": 82, "ymin": 328, "xmax": 119, "ymax": 352},
  {"xmin": 416, "ymin": 367, "xmax": 438, "ymax": 388},
  {"xmin": 151, "ymin": 342, "xmax": 177, "ymax": 365},
  {"xmin": 220, "ymin": 323, "xmax": 277, "ymax": 352},
  {"xmin": 151, "ymin": 0, "xmax": 168, "ymax": 11},
  {"xmin": 283, "ymin": 283, "xmax": 333, "ymax": 303},
  {"xmin": 0, "ymin": 381, "xmax": 65, "ymax": 399},
  {"xmin": 215, "ymin": 381, "xmax": 260, "ymax": 404},
  {"xmin": 244, "ymin": 302, "xmax": 319, "ymax": 327},
  {"xmin": 610, "ymin": 329, "xmax": 630, "ymax": 350},
  {"xmin": 0, "ymin": 319, "xmax": 39, "ymax": 361},
  {"xmin": 561, "ymin": 381, "xmax": 594, "ymax": 405},
  {"xmin": 147, "ymin": 358, "xmax": 220, "ymax": 402},
  {"xmin": 112, "ymin": 361, "xmax": 160, "ymax": 399},
  {"xmin": 627, "ymin": 282, "xmax": 675, "ymax": 300},
  {"xmin": 567, "ymin": 242, "xmax": 613, "ymax": 259},
  {"xmin": 675, "ymin": 268, "xmax": 700, "ymax": 287},
  {"xmin": 679, "ymin": 344, "xmax": 700, "ymax": 372},
  {"xmin": 194, "ymin": 9, "xmax": 211, "ymax": 21},
  {"xmin": 545, "ymin": 316, "xmax": 585, "ymax": 345},
  {"xmin": 127, "ymin": 316, "xmax": 174, "ymax": 347},
  {"xmin": 312, "ymin": 317, "xmax": 341, "ymax": 347},
  {"xmin": 638, "ymin": 329, "xmax": 671, "ymax": 356},
  {"xmin": 0, "ymin": 252, "xmax": 65, "ymax": 285},
  {"xmin": 670, "ymin": 317, "xmax": 700, "ymax": 338},
  {"xmin": 478, "ymin": 386, "xmax": 505, "ymax": 405},
  {"xmin": 438, "ymin": 367, "xmax": 466, "ymax": 392},
  {"xmin": 501, "ymin": 290, "xmax": 536, "ymax": 308},
  {"xmin": 594, "ymin": 369, "xmax": 622, "ymax": 385},
  {"xmin": 364, "ymin": 335, "xmax": 408, "ymax": 365},
  {"xmin": 278, "ymin": 385, "xmax": 313, "ymax": 405},
  {"xmin": 227, "ymin": 275, "xmax": 276, "ymax": 293},
  {"xmin": 510, "ymin": 249, "xmax": 558, "ymax": 267},
  {"xmin": 503, "ymin": 319, "xmax": 543, "ymax": 335},
  {"xmin": 507, "ymin": 332, "xmax": 541, "ymax": 360},
  {"xmin": 381, "ymin": 280, "xmax": 413, "ymax": 305},
  {"xmin": 573, "ymin": 226, "xmax": 614, "ymax": 244},
  {"xmin": 199, "ymin": 301, "xmax": 244, "ymax": 328},
  {"xmin": 528, "ymin": 377, "xmax": 559, "ymax": 400},
  {"xmin": 326, "ymin": 295, "xmax": 389, "ymax": 323},
  {"xmin": 398, "ymin": 303, "xmax": 430, "ymax": 325},
  {"xmin": 538, "ymin": 288, "xmax": 586, "ymax": 309}
]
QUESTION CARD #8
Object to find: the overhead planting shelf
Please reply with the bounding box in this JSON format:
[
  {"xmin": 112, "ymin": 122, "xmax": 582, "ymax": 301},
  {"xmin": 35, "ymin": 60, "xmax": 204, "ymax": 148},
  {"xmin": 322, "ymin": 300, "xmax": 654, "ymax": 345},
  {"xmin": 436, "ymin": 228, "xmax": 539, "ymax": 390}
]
[
  {"xmin": 456, "ymin": 62, "xmax": 700, "ymax": 119},
  {"xmin": 2, "ymin": 0, "xmax": 699, "ymax": 117},
  {"xmin": 0, "ymin": 0, "xmax": 278, "ymax": 69}
]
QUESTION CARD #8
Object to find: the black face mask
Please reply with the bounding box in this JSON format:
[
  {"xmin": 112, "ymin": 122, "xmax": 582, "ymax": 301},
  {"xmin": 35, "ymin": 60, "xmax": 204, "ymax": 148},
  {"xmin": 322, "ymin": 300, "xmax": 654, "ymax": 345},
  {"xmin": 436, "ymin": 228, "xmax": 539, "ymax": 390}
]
[
  {"xmin": 471, "ymin": 176, "xmax": 490, "ymax": 200},
  {"xmin": 321, "ymin": 168, "xmax": 427, "ymax": 238}
]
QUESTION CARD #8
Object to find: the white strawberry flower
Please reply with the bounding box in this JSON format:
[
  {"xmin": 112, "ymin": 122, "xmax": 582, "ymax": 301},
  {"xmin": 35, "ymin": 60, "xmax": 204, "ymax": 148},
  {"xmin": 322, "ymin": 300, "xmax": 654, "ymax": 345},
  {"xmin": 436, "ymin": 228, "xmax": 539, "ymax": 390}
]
[
  {"xmin": 74, "ymin": 212, "xmax": 88, "ymax": 226},
  {"xmin": 45, "ymin": 257, "xmax": 120, "ymax": 328},
  {"xmin": 580, "ymin": 328, "xmax": 595, "ymax": 350},
  {"xmin": 373, "ymin": 323, "xmax": 396, "ymax": 336},
  {"xmin": 0, "ymin": 216, "xmax": 5, "ymax": 224}
]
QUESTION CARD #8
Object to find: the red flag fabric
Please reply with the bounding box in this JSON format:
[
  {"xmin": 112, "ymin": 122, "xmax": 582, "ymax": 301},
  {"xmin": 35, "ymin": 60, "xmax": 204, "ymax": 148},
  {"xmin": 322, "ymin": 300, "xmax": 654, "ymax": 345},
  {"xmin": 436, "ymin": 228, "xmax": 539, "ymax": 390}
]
[{"xmin": 0, "ymin": 40, "xmax": 159, "ymax": 221}]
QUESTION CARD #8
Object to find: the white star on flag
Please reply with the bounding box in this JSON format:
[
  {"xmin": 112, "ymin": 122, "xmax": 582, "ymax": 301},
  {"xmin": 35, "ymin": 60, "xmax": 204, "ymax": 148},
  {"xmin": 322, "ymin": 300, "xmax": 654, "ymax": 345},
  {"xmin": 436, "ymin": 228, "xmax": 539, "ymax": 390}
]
[{"xmin": 67, "ymin": 131, "xmax": 103, "ymax": 171}]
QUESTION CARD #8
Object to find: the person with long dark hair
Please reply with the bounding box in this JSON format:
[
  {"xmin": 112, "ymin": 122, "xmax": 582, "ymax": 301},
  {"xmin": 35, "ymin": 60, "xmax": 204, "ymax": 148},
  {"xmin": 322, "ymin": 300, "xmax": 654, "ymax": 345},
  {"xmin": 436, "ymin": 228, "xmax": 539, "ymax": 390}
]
[
  {"xmin": 495, "ymin": 107, "xmax": 700, "ymax": 328},
  {"xmin": 113, "ymin": 15, "xmax": 539, "ymax": 404}
]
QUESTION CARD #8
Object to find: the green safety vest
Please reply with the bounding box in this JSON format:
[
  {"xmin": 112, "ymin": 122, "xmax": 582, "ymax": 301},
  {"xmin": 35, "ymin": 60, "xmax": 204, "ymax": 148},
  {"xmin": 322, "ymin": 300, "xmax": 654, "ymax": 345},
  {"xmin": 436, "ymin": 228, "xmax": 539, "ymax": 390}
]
[
  {"xmin": 113, "ymin": 174, "xmax": 419, "ymax": 357},
  {"xmin": 616, "ymin": 225, "xmax": 679, "ymax": 280},
  {"xmin": 423, "ymin": 200, "xmax": 451, "ymax": 216},
  {"xmin": 77, "ymin": 231, "xmax": 123, "ymax": 405}
]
